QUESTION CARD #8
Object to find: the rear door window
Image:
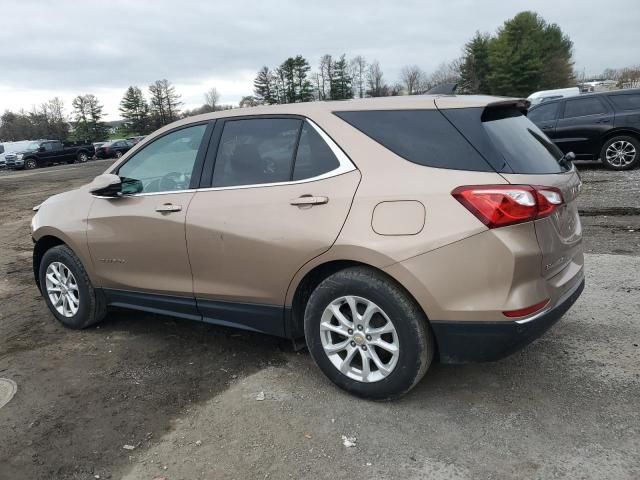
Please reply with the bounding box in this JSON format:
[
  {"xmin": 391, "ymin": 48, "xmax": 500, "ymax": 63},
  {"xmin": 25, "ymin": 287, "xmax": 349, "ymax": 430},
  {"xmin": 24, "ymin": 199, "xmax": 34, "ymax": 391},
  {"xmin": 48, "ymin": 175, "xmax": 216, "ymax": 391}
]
[
  {"xmin": 334, "ymin": 110, "xmax": 492, "ymax": 171},
  {"xmin": 608, "ymin": 93, "xmax": 640, "ymax": 110},
  {"xmin": 528, "ymin": 102, "xmax": 559, "ymax": 122},
  {"xmin": 563, "ymin": 97, "xmax": 608, "ymax": 118},
  {"xmin": 212, "ymin": 118, "xmax": 301, "ymax": 187},
  {"xmin": 292, "ymin": 122, "xmax": 340, "ymax": 180}
]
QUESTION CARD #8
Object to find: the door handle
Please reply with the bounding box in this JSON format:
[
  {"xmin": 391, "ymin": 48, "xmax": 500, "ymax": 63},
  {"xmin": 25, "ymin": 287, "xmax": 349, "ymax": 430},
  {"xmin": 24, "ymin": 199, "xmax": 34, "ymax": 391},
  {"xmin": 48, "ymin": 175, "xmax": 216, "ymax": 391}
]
[
  {"xmin": 155, "ymin": 203, "xmax": 182, "ymax": 213},
  {"xmin": 290, "ymin": 195, "xmax": 329, "ymax": 206}
]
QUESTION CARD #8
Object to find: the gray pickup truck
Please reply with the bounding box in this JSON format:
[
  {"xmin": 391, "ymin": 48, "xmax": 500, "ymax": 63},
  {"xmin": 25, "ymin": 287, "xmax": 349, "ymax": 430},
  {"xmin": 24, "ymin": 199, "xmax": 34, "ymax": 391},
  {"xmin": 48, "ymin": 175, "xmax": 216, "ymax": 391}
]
[{"xmin": 5, "ymin": 140, "xmax": 95, "ymax": 170}]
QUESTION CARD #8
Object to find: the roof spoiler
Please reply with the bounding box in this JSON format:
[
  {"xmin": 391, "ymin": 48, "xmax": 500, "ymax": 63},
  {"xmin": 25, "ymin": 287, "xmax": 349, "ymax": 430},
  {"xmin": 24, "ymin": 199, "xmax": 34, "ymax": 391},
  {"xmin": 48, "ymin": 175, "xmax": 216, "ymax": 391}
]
[{"xmin": 485, "ymin": 98, "xmax": 531, "ymax": 114}]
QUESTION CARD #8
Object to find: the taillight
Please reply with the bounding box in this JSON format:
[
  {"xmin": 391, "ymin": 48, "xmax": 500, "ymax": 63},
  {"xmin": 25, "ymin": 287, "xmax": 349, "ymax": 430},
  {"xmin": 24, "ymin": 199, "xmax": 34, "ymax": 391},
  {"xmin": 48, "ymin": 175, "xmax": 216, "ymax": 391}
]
[{"xmin": 452, "ymin": 185, "xmax": 563, "ymax": 229}]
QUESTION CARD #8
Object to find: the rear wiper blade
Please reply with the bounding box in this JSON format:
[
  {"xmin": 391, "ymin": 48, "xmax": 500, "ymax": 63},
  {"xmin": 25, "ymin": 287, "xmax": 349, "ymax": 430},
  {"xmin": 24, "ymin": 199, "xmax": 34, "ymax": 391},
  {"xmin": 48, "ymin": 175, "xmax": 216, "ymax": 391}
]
[{"xmin": 559, "ymin": 151, "xmax": 575, "ymax": 168}]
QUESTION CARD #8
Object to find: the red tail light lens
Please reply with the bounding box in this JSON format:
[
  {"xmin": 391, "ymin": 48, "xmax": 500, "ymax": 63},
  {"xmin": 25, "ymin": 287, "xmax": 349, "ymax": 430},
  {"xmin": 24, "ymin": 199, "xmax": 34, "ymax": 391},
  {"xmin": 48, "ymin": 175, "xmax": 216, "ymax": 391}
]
[{"xmin": 452, "ymin": 185, "xmax": 563, "ymax": 229}]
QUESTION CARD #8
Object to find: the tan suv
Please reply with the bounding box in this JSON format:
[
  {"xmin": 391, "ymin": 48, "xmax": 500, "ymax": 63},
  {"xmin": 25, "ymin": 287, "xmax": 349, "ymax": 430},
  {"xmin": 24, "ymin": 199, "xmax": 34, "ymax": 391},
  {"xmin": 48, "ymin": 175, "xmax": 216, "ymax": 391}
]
[{"xmin": 31, "ymin": 95, "xmax": 584, "ymax": 399}]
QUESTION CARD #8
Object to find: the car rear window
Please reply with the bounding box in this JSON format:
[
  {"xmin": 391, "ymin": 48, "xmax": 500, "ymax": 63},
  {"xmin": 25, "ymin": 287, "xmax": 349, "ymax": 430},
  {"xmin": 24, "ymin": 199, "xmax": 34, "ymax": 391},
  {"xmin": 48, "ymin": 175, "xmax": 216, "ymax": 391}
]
[
  {"xmin": 440, "ymin": 106, "xmax": 567, "ymax": 174},
  {"xmin": 608, "ymin": 93, "xmax": 640, "ymax": 110},
  {"xmin": 333, "ymin": 110, "xmax": 493, "ymax": 171},
  {"xmin": 481, "ymin": 107, "xmax": 566, "ymax": 173}
]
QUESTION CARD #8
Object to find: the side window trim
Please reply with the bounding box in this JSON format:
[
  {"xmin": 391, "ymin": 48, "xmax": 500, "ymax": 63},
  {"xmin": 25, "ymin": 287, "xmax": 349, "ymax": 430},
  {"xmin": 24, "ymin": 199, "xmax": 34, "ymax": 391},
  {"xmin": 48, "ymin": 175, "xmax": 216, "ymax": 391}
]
[
  {"xmin": 200, "ymin": 115, "xmax": 356, "ymax": 190},
  {"xmin": 111, "ymin": 120, "xmax": 215, "ymax": 195}
]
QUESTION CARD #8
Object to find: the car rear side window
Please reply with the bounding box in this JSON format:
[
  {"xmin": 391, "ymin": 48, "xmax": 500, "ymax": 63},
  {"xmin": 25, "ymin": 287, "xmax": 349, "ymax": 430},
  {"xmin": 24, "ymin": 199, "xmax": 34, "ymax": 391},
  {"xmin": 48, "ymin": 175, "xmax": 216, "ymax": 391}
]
[
  {"xmin": 334, "ymin": 110, "xmax": 492, "ymax": 171},
  {"xmin": 563, "ymin": 97, "xmax": 607, "ymax": 118},
  {"xmin": 527, "ymin": 102, "xmax": 558, "ymax": 122},
  {"xmin": 608, "ymin": 93, "xmax": 640, "ymax": 110},
  {"xmin": 481, "ymin": 107, "xmax": 565, "ymax": 174},
  {"xmin": 292, "ymin": 122, "xmax": 340, "ymax": 180},
  {"xmin": 213, "ymin": 118, "xmax": 301, "ymax": 187}
]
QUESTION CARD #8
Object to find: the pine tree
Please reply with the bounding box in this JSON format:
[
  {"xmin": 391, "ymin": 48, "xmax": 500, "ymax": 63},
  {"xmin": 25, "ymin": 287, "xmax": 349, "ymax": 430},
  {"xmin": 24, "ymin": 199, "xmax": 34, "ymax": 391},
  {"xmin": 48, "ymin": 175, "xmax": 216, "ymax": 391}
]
[
  {"xmin": 253, "ymin": 66, "xmax": 277, "ymax": 105},
  {"xmin": 149, "ymin": 79, "xmax": 182, "ymax": 128},
  {"xmin": 459, "ymin": 32, "xmax": 492, "ymax": 94},
  {"xmin": 487, "ymin": 11, "xmax": 574, "ymax": 97},
  {"xmin": 119, "ymin": 86, "xmax": 150, "ymax": 134},
  {"xmin": 330, "ymin": 55, "xmax": 353, "ymax": 100}
]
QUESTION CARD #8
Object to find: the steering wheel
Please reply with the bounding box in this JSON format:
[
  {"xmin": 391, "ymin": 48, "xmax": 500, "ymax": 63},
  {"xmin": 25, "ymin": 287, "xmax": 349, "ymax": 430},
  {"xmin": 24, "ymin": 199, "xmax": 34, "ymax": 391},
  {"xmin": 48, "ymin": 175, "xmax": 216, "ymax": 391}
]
[{"xmin": 159, "ymin": 171, "xmax": 185, "ymax": 191}]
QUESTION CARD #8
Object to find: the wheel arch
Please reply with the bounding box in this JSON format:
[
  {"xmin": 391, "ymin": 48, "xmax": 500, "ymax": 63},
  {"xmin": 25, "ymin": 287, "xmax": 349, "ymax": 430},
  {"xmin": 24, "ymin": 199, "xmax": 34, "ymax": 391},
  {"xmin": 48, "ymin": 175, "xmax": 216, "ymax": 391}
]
[
  {"xmin": 285, "ymin": 258, "xmax": 431, "ymax": 340},
  {"xmin": 33, "ymin": 235, "xmax": 67, "ymax": 292},
  {"xmin": 600, "ymin": 128, "xmax": 640, "ymax": 149}
]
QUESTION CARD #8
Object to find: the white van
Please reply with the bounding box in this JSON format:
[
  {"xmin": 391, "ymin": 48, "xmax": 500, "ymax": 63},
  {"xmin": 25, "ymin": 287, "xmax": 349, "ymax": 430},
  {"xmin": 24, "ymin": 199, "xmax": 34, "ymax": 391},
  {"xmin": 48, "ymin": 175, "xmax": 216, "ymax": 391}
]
[{"xmin": 527, "ymin": 87, "xmax": 580, "ymax": 106}]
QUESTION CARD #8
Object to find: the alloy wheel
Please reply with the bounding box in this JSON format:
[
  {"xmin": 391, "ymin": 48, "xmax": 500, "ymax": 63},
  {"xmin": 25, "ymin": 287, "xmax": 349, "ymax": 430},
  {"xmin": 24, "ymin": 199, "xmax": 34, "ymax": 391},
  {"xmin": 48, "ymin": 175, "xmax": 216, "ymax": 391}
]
[
  {"xmin": 45, "ymin": 262, "xmax": 80, "ymax": 317},
  {"xmin": 320, "ymin": 296, "xmax": 399, "ymax": 383},
  {"xmin": 606, "ymin": 140, "xmax": 636, "ymax": 167},
  {"xmin": 78, "ymin": 153, "xmax": 88, "ymax": 162}
]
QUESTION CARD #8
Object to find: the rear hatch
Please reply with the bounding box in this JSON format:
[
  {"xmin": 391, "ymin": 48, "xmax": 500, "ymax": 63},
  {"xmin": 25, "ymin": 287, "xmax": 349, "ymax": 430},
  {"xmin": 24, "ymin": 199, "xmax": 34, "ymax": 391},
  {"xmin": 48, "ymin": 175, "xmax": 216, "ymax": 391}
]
[{"xmin": 437, "ymin": 99, "xmax": 583, "ymax": 280}]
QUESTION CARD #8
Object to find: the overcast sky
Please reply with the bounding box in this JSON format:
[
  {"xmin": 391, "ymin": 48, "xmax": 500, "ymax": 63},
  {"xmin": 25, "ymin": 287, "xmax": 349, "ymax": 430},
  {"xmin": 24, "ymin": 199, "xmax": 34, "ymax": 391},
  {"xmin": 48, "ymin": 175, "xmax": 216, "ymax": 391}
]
[{"xmin": 1, "ymin": 0, "xmax": 638, "ymax": 120}]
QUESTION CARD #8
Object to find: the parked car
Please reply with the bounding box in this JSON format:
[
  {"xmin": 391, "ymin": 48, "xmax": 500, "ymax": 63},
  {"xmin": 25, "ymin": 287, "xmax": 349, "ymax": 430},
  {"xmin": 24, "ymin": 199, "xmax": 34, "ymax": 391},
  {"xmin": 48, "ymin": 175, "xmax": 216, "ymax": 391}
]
[
  {"xmin": 527, "ymin": 87, "xmax": 580, "ymax": 106},
  {"xmin": 95, "ymin": 139, "xmax": 134, "ymax": 159},
  {"xmin": 7, "ymin": 140, "xmax": 95, "ymax": 169},
  {"xmin": 31, "ymin": 95, "xmax": 584, "ymax": 399},
  {"xmin": 92, "ymin": 142, "xmax": 106, "ymax": 157},
  {"xmin": 127, "ymin": 136, "xmax": 146, "ymax": 144},
  {"xmin": 527, "ymin": 88, "xmax": 640, "ymax": 170}
]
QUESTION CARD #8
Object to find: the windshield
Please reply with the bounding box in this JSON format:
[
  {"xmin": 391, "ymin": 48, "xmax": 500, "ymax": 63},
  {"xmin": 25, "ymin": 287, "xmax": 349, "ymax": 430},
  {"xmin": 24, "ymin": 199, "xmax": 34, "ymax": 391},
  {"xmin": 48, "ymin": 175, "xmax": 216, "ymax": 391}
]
[
  {"xmin": 25, "ymin": 142, "xmax": 41, "ymax": 151},
  {"xmin": 482, "ymin": 107, "xmax": 567, "ymax": 174}
]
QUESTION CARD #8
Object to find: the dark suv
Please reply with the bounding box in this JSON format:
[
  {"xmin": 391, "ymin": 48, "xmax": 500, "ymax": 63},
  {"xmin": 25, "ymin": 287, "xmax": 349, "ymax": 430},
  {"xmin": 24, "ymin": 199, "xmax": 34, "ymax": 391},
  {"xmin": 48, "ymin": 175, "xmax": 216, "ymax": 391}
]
[{"xmin": 527, "ymin": 89, "xmax": 640, "ymax": 170}]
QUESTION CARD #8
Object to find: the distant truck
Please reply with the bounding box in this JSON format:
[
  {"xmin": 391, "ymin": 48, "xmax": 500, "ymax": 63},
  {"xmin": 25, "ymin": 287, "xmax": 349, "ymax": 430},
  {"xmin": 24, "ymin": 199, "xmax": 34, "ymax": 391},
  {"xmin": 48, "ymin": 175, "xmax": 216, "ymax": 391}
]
[{"xmin": 5, "ymin": 140, "xmax": 95, "ymax": 170}]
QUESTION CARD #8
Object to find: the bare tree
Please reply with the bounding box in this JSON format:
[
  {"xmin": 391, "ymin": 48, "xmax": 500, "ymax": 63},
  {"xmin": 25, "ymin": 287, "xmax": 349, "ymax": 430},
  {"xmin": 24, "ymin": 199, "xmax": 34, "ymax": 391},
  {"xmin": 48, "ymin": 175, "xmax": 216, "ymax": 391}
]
[
  {"xmin": 400, "ymin": 65, "xmax": 424, "ymax": 95},
  {"xmin": 428, "ymin": 59, "xmax": 462, "ymax": 88},
  {"xmin": 204, "ymin": 87, "xmax": 220, "ymax": 111},
  {"xmin": 318, "ymin": 54, "xmax": 333, "ymax": 100},
  {"xmin": 366, "ymin": 60, "xmax": 386, "ymax": 97},
  {"xmin": 350, "ymin": 55, "xmax": 367, "ymax": 98}
]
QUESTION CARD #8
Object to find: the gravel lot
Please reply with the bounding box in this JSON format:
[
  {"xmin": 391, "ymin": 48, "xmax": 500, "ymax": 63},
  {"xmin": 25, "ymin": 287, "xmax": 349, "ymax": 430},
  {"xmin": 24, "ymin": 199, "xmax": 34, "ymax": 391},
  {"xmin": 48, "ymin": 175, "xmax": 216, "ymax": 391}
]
[{"xmin": 0, "ymin": 160, "xmax": 638, "ymax": 480}]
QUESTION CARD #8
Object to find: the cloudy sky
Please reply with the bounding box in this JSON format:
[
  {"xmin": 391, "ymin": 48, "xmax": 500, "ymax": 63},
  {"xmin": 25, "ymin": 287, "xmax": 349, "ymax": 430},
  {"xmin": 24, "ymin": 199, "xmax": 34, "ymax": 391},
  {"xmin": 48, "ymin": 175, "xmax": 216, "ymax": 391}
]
[{"xmin": 1, "ymin": 0, "xmax": 638, "ymax": 120}]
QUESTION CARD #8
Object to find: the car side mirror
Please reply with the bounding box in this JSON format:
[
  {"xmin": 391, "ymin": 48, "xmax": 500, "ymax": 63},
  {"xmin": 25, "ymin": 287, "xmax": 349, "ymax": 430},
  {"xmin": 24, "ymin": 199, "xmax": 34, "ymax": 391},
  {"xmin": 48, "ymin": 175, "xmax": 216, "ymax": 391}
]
[
  {"xmin": 565, "ymin": 152, "xmax": 576, "ymax": 162},
  {"xmin": 38, "ymin": 146, "xmax": 45, "ymax": 152},
  {"xmin": 89, "ymin": 173, "xmax": 123, "ymax": 197}
]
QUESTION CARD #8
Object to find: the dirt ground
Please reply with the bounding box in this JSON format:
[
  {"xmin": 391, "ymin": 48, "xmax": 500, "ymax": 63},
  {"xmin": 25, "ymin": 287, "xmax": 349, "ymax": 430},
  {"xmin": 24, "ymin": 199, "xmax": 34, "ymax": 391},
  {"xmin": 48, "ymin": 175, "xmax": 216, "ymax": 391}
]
[{"xmin": 0, "ymin": 160, "xmax": 638, "ymax": 480}]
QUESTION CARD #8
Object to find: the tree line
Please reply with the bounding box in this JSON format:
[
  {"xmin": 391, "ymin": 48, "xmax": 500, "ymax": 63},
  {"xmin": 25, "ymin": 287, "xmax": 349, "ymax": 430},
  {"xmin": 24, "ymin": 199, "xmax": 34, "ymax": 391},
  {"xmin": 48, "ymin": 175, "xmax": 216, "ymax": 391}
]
[
  {"xmin": 2, "ymin": 11, "xmax": 637, "ymax": 142},
  {"xmin": 0, "ymin": 80, "xmax": 229, "ymax": 142}
]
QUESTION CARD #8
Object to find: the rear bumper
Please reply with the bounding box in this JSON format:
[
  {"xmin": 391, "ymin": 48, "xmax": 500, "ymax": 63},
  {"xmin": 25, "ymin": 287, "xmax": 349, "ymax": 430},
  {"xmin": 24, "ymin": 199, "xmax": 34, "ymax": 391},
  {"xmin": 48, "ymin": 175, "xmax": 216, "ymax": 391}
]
[{"xmin": 430, "ymin": 277, "xmax": 584, "ymax": 364}]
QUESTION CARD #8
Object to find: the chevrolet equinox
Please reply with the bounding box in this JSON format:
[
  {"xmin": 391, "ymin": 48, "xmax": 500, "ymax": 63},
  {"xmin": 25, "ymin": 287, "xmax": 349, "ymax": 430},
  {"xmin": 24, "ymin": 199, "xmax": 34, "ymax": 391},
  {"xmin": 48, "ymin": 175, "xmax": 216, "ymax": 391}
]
[{"xmin": 31, "ymin": 95, "xmax": 584, "ymax": 399}]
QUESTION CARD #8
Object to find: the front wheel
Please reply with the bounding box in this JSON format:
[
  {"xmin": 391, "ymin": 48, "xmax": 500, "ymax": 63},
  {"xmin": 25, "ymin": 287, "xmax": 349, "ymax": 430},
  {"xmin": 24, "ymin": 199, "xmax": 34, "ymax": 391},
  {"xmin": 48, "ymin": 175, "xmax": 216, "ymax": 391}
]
[
  {"xmin": 304, "ymin": 267, "xmax": 433, "ymax": 400},
  {"xmin": 601, "ymin": 136, "xmax": 639, "ymax": 170},
  {"xmin": 77, "ymin": 152, "xmax": 89, "ymax": 163},
  {"xmin": 39, "ymin": 245, "xmax": 106, "ymax": 329},
  {"xmin": 24, "ymin": 158, "xmax": 37, "ymax": 170},
  {"xmin": 115, "ymin": 151, "xmax": 123, "ymax": 159}
]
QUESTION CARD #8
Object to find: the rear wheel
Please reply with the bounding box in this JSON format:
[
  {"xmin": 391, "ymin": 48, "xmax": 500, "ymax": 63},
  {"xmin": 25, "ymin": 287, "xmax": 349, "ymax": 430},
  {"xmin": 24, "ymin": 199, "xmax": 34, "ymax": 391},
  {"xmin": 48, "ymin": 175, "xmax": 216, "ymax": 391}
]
[
  {"xmin": 601, "ymin": 136, "xmax": 639, "ymax": 170},
  {"xmin": 304, "ymin": 267, "xmax": 433, "ymax": 400},
  {"xmin": 115, "ymin": 151, "xmax": 123, "ymax": 159},
  {"xmin": 24, "ymin": 158, "xmax": 37, "ymax": 170},
  {"xmin": 39, "ymin": 245, "xmax": 106, "ymax": 329},
  {"xmin": 77, "ymin": 152, "xmax": 89, "ymax": 163}
]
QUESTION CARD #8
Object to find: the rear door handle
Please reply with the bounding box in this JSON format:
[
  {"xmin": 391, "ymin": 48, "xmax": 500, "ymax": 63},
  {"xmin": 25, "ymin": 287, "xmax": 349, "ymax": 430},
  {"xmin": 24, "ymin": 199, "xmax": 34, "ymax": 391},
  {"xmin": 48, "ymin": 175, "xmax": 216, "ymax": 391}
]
[
  {"xmin": 290, "ymin": 195, "xmax": 329, "ymax": 206},
  {"xmin": 155, "ymin": 203, "xmax": 182, "ymax": 213}
]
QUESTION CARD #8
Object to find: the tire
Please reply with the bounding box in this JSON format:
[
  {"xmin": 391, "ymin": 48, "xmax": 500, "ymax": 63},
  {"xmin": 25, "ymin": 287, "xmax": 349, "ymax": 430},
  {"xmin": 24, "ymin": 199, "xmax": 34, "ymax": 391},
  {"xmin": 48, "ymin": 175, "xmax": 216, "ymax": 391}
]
[
  {"xmin": 24, "ymin": 158, "xmax": 37, "ymax": 170},
  {"xmin": 77, "ymin": 152, "xmax": 89, "ymax": 163},
  {"xmin": 39, "ymin": 245, "xmax": 107, "ymax": 329},
  {"xmin": 601, "ymin": 135, "xmax": 639, "ymax": 170},
  {"xmin": 115, "ymin": 151, "xmax": 123, "ymax": 159},
  {"xmin": 304, "ymin": 267, "xmax": 433, "ymax": 400}
]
